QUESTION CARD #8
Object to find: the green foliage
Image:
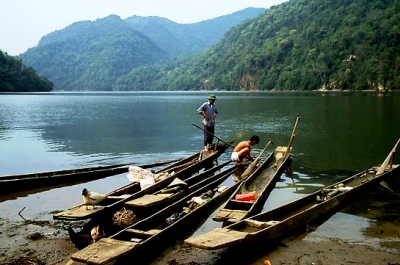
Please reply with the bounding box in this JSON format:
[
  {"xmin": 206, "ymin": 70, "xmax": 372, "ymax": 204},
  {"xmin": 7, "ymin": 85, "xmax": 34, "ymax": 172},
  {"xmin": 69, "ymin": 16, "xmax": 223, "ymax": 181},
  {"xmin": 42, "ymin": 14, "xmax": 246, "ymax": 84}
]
[
  {"xmin": 19, "ymin": 15, "xmax": 167, "ymax": 91},
  {"xmin": 19, "ymin": 9, "xmax": 265, "ymax": 91},
  {"xmin": 0, "ymin": 51, "xmax": 53, "ymax": 92},
  {"xmin": 121, "ymin": 0, "xmax": 400, "ymax": 91}
]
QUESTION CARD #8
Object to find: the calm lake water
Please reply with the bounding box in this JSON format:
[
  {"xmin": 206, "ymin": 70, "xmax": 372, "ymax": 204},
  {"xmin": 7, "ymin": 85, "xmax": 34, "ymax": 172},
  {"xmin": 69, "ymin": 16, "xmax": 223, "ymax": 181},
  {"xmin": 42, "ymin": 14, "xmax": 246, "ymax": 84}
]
[{"xmin": 0, "ymin": 91, "xmax": 399, "ymax": 261}]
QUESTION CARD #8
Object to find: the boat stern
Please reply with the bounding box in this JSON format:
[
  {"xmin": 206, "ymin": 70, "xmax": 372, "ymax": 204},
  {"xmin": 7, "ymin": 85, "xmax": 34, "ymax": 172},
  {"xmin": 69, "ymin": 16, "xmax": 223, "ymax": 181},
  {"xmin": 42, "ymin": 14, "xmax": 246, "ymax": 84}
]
[
  {"xmin": 184, "ymin": 228, "xmax": 248, "ymax": 250},
  {"xmin": 71, "ymin": 238, "xmax": 138, "ymax": 265}
]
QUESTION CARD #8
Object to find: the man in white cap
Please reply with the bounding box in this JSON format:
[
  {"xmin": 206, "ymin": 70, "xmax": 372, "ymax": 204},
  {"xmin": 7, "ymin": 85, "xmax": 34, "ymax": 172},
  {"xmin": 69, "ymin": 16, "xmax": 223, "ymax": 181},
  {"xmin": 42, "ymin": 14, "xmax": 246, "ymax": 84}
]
[{"xmin": 197, "ymin": 94, "xmax": 218, "ymax": 150}]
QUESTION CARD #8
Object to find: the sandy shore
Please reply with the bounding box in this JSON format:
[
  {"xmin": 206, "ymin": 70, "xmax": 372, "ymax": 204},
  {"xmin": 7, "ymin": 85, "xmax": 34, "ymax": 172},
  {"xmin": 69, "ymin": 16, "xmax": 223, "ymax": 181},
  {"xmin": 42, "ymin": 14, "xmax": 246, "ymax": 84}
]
[
  {"xmin": 2, "ymin": 182, "xmax": 399, "ymax": 265},
  {"xmin": 1, "ymin": 215, "xmax": 399, "ymax": 265}
]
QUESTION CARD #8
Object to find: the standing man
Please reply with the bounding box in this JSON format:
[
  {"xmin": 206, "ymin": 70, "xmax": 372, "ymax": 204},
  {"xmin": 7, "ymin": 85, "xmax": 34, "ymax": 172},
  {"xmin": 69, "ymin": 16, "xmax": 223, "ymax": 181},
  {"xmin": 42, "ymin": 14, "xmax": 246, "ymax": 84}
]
[{"xmin": 197, "ymin": 94, "xmax": 218, "ymax": 151}]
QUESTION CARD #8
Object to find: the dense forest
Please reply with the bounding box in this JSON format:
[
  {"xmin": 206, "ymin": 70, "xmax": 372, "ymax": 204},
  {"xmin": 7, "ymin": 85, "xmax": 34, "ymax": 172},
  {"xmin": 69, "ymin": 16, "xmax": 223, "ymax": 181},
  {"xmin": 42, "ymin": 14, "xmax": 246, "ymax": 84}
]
[
  {"xmin": 0, "ymin": 51, "xmax": 53, "ymax": 92},
  {"xmin": 15, "ymin": 0, "xmax": 400, "ymax": 91},
  {"xmin": 19, "ymin": 8, "xmax": 265, "ymax": 91},
  {"xmin": 117, "ymin": 0, "xmax": 400, "ymax": 91}
]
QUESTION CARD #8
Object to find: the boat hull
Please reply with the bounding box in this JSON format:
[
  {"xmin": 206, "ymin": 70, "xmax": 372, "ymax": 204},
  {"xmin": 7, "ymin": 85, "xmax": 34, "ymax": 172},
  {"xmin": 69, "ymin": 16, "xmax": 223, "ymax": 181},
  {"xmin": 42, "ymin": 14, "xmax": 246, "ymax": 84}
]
[
  {"xmin": 69, "ymin": 166, "xmax": 242, "ymax": 264},
  {"xmin": 184, "ymin": 163, "xmax": 400, "ymax": 250},
  {"xmin": 213, "ymin": 145, "xmax": 291, "ymax": 224},
  {"xmin": 0, "ymin": 160, "xmax": 178, "ymax": 195},
  {"xmin": 53, "ymin": 144, "xmax": 230, "ymax": 221}
]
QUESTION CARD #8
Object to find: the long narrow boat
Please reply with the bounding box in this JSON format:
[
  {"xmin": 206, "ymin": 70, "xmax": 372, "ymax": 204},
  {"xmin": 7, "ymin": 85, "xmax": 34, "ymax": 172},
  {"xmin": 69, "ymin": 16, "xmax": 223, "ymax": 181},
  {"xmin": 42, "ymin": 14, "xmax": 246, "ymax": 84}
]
[
  {"xmin": 0, "ymin": 159, "xmax": 181, "ymax": 195},
  {"xmin": 184, "ymin": 138, "xmax": 400, "ymax": 250},
  {"xmin": 124, "ymin": 160, "xmax": 232, "ymax": 211},
  {"xmin": 212, "ymin": 145, "xmax": 291, "ymax": 225},
  {"xmin": 68, "ymin": 165, "xmax": 244, "ymax": 265},
  {"xmin": 213, "ymin": 116, "xmax": 299, "ymax": 225},
  {"xmin": 53, "ymin": 141, "xmax": 231, "ymax": 221},
  {"xmin": 66, "ymin": 161, "xmax": 235, "ymax": 250}
]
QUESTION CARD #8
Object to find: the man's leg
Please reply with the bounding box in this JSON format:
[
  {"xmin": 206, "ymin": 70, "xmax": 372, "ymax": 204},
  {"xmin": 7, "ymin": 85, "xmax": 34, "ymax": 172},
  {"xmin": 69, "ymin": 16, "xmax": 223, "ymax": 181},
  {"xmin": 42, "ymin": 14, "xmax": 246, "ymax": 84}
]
[{"xmin": 204, "ymin": 126, "xmax": 214, "ymax": 150}]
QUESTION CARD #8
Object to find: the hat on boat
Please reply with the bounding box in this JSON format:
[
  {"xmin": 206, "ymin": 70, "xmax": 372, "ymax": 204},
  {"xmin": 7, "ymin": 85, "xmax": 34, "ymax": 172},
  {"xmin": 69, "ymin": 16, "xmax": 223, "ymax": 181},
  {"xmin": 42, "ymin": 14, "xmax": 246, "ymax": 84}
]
[
  {"xmin": 168, "ymin": 178, "xmax": 188, "ymax": 188},
  {"xmin": 208, "ymin": 94, "xmax": 217, "ymax": 100}
]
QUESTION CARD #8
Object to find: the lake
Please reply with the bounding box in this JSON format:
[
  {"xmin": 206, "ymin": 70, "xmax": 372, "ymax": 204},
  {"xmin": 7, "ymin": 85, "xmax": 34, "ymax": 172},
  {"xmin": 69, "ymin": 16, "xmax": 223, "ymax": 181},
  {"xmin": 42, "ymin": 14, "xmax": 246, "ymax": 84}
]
[{"xmin": 0, "ymin": 91, "xmax": 399, "ymax": 259}]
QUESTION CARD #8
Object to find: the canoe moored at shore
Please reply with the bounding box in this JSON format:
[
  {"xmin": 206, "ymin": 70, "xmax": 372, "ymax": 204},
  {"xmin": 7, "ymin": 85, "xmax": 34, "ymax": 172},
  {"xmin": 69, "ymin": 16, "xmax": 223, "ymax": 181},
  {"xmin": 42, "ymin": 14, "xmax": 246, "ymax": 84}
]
[
  {"xmin": 213, "ymin": 115, "xmax": 299, "ymax": 225},
  {"xmin": 53, "ymin": 142, "xmax": 231, "ymax": 221},
  {"xmin": 212, "ymin": 145, "xmax": 291, "ymax": 225},
  {"xmin": 66, "ymin": 161, "xmax": 236, "ymax": 250},
  {"xmin": 184, "ymin": 138, "xmax": 400, "ymax": 250},
  {"xmin": 68, "ymin": 165, "xmax": 246, "ymax": 264},
  {"xmin": 123, "ymin": 160, "xmax": 233, "ymax": 210},
  {"xmin": 0, "ymin": 159, "xmax": 182, "ymax": 195}
]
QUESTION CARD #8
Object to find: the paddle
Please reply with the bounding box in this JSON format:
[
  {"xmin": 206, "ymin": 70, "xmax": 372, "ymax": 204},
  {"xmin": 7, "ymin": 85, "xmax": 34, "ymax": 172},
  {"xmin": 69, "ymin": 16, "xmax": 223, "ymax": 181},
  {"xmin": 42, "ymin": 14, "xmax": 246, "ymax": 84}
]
[
  {"xmin": 240, "ymin": 139, "xmax": 273, "ymax": 179},
  {"xmin": 191, "ymin": 123, "xmax": 235, "ymax": 148}
]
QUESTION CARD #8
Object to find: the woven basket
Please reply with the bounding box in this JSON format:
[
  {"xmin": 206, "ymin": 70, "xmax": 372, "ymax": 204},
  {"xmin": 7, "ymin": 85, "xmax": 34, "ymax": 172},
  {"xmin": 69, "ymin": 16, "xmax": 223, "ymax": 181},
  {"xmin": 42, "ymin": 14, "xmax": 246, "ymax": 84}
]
[{"xmin": 112, "ymin": 208, "xmax": 136, "ymax": 228}]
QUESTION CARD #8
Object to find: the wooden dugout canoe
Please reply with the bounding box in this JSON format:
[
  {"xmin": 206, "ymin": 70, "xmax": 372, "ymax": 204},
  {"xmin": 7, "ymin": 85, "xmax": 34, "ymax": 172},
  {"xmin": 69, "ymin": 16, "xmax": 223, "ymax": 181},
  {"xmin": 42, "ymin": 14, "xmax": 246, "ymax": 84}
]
[
  {"xmin": 66, "ymin": 160, "xmax": 235, "ymax": 251},
  {"xmin": 69, "ymin": 165, "xmax": 243, "ymax": 265},
  {"xmin": 213, "ymin": 116, "xmax": 299, "ymax": 224},
  {"xmin": 53, "ymin": 142, "xmax": 231, "ymax": 221},
  {"xmin": 184, "ymin": 139, "xmax": 400, "ymax": 250},
  {"xmin": 124, "ymin": 160, "xmax": 232, "ymax": 210},
  {"xmin": 212, "ymin": 145, "xmax": 291, "ymax": 225},
  {"xmin": 0, "ymin": 159, "xmax": 181, "ymax": 195}
]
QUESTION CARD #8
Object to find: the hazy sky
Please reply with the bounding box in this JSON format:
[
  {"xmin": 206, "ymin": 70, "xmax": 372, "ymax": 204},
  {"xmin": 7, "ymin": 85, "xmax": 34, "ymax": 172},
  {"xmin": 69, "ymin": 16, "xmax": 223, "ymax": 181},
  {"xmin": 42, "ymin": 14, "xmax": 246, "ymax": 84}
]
[{"xmin": 0, "ymin": 0, "xmax": 287, "ymax": 56}]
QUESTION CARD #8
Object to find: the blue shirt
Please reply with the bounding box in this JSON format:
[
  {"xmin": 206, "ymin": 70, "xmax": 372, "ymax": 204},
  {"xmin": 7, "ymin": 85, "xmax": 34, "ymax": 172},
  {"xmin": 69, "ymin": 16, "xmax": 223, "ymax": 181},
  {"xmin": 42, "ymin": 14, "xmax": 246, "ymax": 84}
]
[{"xmin": 197, "ymin": 102, "xmax": 218, "ymax": 127}]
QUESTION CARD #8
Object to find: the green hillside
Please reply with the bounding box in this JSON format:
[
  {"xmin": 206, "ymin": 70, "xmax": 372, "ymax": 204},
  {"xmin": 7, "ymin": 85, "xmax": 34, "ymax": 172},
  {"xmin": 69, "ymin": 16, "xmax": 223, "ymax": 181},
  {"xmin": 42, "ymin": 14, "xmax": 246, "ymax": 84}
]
[
  {"xmin": 19, "ymin": 8, "xmax": 265, "ymax": 91},
  {"xmin": 0, "ymin": 51, "xmax": 53, "ymax": 92},
  {"xmin": 20, "ymin": 15, "xmax": 166, "ymax": 91},
  {"xmin": 118, "ymin": 0, "xmax": 400, "ymax": 91}
]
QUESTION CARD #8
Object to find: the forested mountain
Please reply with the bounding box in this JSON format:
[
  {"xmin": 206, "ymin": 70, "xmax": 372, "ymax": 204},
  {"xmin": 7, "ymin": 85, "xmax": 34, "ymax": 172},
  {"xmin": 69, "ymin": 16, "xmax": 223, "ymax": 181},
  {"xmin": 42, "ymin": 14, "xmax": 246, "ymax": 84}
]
[
  {"xmin": 117, "ymin": 0, "xmax": 400, "ymax": 91},
  {"xmin": 124, "ymin": 8, "xmax": 266, "ymax": 58},
  {"xmin": 0, "ymin": 51, "xmax": 53, "ymax": 92},
  {"xmin": 19, "ymin": 8, "xmax": 265, "ymax": 91}
]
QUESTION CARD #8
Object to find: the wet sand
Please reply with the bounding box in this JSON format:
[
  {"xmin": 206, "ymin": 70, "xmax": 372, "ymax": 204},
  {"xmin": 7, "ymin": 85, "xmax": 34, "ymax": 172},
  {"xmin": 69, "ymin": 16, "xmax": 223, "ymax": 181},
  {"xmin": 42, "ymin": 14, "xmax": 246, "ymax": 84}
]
[{"xmin": 1, "ymin": 209, "xmax": 399, "ymax": 265}]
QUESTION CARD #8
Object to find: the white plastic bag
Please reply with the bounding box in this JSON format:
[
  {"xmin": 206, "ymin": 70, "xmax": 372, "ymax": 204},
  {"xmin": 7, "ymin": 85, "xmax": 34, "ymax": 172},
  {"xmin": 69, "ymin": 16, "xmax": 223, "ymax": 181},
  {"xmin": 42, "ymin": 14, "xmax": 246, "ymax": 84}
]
[
  {"xmin": 140, "ymin": 176, "xmax": 155, "ymax": 190},
  {"xmin": 126, "ymin": 166, "xmax": 154, "ymax": 183}
]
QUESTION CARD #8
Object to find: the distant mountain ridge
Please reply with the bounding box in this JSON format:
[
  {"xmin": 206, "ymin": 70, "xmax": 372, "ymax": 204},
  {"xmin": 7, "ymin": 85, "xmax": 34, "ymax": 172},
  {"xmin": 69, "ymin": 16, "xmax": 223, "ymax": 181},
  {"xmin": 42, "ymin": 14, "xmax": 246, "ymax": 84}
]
[
  {"xmin": 19, "ymin": 8, "xmax": 265, "ymax": 91},
  {"xmin": 119, "ymin": 0, "xmax": 400, "ymax": 91}
]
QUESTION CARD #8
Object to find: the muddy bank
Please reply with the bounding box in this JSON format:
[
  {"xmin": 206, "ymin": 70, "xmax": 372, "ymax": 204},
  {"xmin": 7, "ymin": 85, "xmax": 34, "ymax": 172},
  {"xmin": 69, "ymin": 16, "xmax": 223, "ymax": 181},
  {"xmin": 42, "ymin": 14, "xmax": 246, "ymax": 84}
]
[
  {"xmin": 2, "ymin": 179, "xmax": 399, "ymax": 265},
  {"xmin": 1, "ymin": 214, "xmax": 399, "ymax": 265}
]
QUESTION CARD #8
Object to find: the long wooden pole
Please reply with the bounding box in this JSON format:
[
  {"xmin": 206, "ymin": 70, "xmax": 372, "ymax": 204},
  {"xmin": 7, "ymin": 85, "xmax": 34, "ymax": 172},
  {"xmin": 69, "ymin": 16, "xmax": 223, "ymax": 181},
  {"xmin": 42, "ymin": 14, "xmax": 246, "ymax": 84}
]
[
  {"xmin": 241, "ymin": 140, "xmax": 273, "ymax": 178},
  {"xmin": 191, "ymin": 123, "xmax": 235, "ymax": 148},
  {"xmin": 283, "ymin": 115, "xmax": 300, "ymax": 160}
]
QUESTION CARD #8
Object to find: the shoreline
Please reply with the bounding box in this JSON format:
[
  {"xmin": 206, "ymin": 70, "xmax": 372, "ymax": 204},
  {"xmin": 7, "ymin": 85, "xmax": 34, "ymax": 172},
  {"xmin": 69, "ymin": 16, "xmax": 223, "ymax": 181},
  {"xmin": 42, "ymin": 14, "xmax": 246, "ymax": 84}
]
[{"xmin": 1, "ymin": 211, "xmax": 399, "ymax": 265}]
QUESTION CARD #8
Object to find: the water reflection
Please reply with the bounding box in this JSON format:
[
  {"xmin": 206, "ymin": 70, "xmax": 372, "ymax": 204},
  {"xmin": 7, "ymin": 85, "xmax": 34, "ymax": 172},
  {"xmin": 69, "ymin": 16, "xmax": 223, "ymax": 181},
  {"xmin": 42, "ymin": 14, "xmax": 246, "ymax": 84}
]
[{"xmin": 307, "ymin": 212, "xmax": 380, "ymax": 244}]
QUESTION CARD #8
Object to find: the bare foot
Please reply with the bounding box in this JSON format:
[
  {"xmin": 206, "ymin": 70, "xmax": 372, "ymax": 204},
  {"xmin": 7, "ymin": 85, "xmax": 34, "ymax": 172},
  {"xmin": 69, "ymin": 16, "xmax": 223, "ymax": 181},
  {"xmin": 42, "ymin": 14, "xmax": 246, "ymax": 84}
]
[{"xmin": 235, "ymin": 161, "xmax": 248, "ymax": 167}]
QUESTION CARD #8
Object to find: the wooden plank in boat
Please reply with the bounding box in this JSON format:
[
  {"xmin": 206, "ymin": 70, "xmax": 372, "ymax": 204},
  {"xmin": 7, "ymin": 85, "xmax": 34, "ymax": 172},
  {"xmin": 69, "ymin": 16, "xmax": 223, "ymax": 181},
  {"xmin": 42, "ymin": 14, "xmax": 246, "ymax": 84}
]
[
  {"xmin": 71, "ymin": 238, "xmax": 137, "ymax": 264},
  {"xmin": 185, "ymin": 228, "xmax": 248, "ymax": 249},
  {"xmin": 106, "ymin": 194, "xmax": 132, "ymax": 200},
  {"xmin": 124, "ymin": 194, "xmax": 172, "ymax": 207},
  {"xmin": 213, "ymin": 209, "xmax": 248, "ymax": 222},
  {"xmin": 244, "ymin": 220, "xmax": 280, "ymax": 229},
  {"xmin": 54, "ymin": 205, "xmax": 106, "ymax": 219},
  {"xmin": 125, "ymin": 228, "xmax": 161, "ymax": 237}
]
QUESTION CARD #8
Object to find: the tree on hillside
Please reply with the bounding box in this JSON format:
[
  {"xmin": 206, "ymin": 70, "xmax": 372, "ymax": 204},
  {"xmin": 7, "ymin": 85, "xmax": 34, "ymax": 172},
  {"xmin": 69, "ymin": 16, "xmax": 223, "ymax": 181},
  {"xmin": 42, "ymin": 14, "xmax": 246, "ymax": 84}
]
[{"xmin": 0, "ymin": 50, "xmax": 53, "ymax": 92}]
